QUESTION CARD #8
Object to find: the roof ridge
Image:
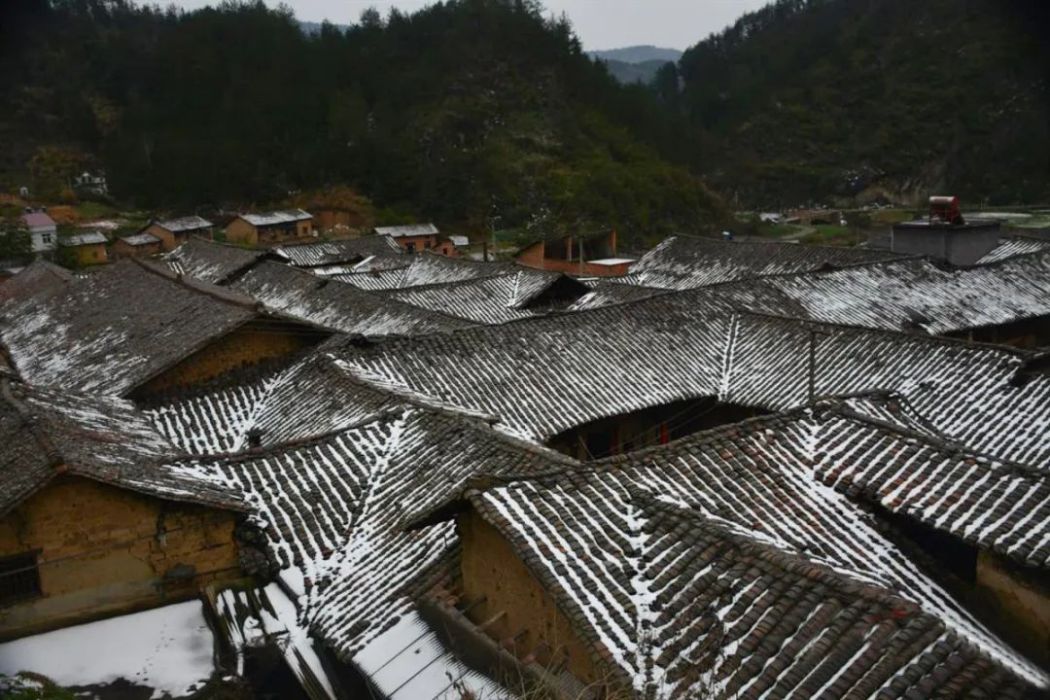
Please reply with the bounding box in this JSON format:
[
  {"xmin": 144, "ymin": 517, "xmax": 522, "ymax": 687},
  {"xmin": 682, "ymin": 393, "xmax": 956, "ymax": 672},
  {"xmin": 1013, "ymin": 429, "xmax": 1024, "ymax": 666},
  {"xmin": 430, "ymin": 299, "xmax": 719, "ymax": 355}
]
[
  {"xmin": 1, "ymin": 378, "xmax": 64, "ymax": 469},
  {"xmin": 130, "ymin": 257, "xmax": 261, "ymax": 311},
  {"xmin": 634, "ymin": 490, "xmax": 928, "ymax": 612},
  {"xmin": 830, "ymin": 404, "xmax": 1048, "ymax": 478}
]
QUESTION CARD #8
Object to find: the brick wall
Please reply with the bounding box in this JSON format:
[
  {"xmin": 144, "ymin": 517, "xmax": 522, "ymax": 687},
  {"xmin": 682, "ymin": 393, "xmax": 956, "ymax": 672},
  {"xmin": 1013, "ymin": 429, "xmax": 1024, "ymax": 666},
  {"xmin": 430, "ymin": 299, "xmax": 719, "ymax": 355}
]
[{"xmin": 0, "ymin": 476, "xmax": 243, "ymax": 639}]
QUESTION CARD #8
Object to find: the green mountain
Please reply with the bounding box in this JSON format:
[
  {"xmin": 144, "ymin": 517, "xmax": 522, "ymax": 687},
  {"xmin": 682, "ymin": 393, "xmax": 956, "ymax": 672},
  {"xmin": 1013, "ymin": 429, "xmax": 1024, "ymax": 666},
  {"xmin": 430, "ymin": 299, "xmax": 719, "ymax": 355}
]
[
  {"xmin": 0, "ymin": 0, "xmax": 724, "ymax": 241},
  {"xmin": 677, "ymin": 0, "xmax": 1050, "ymax": 206}
]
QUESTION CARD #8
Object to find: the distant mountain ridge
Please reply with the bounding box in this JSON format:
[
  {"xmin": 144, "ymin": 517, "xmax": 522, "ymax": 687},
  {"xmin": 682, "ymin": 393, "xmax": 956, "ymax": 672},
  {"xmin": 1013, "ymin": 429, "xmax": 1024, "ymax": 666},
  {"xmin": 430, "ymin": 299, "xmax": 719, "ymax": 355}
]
[
  {"xmin": 589, "ymin": 45, "xmax": 682, "ymax": 64},
  {"xmin": 588, "ymin": 45, "xmax": 682, "ymax": 85}
]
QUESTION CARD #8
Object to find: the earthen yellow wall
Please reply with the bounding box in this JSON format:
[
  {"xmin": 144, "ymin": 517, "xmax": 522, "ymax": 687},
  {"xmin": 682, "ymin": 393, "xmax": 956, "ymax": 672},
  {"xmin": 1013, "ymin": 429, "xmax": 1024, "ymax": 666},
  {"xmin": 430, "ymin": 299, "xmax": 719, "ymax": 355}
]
[
  {"xmin": 112, "ymin": 240, "xmax": 162, "ymax": 259},
  {"xmin": 135, "ymin": 322, "xmax": 322, "ymax": 396},
  {"xmin": 0, "ymin": 476, "xmax": 242, "ymax": 638},
  {"xmin": 72, "ymin": 244, "xmax": 107, "ymax": 266},
  {"xmin": 143, "ymin": 224, "xmax": 177, "ymax": 251},
  {"xmin": 976, "ymin": 550, "xmax": 1050, "ymax": 667},
  {"xmin": 225, "ymin": 218, "xmax": 258, "ymax": 246},
  {"xmin": 458, "ymin": 511, "xmax": 601, "ymax": 686}
]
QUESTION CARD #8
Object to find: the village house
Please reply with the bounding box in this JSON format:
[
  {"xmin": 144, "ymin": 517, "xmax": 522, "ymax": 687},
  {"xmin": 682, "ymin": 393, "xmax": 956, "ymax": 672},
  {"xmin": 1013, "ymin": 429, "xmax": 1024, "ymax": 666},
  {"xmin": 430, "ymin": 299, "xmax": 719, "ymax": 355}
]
[
  {"xmin": 375, "ymin": 223, "xmax": 441, "ymax": 253},
  {"xmin": 20, "ymin": 211, "xmax": 57, "ymax": 254},
  {"xmin": 0, "ymin": 258, "xmax": 330, "ymax": 401},
  {"xmin": 58, "ymin": 231, "xmax": 108, "ymax": 266},
  {"xmin": 112, "ymin": 232, "xmax": 162, "ymax": 259},
  {"xmin": 140, "ymin": 215, "xmax": 214, "ymax": 251},
  {"xmin": 0, "ymin": 379, "xmax": 251, "ymax": 639},
  {"xmin": 225, "ymin": 209, "xmax": 313, "ymax": 247},
  {"xmin": 516, "ymin": 230, "xmax": 633, "ymax": 277}
]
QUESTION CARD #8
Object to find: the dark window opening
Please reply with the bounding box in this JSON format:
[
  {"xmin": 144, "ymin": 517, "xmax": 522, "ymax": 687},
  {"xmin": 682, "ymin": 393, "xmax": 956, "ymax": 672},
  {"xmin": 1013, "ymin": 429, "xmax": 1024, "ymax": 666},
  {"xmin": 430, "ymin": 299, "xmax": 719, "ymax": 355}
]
[
  {"xmin": 874, "ymin": 506, "xmax": 978, "ymax": 584},
  {"xmin": 0, "ymin": 552, "xmax": 42, "ymax": 605},
  {"xmin": 523, "ymin": 277, "xmax": 590, "ymax": 313},
  {"xmin": 546, "ymin": 397, "xmax": 771, "ymax": 460}
]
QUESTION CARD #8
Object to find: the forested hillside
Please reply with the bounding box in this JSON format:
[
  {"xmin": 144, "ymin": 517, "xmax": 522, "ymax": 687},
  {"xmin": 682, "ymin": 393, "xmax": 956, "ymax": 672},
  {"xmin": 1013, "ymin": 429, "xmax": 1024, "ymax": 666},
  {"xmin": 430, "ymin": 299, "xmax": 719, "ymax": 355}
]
[
  {"xmin": 0, "ymin": 0, "xmax": 722, "ymax": 240},
  {"xmin": 675, "ymin": 0, "xmax": 1050, "ymax": 206}
]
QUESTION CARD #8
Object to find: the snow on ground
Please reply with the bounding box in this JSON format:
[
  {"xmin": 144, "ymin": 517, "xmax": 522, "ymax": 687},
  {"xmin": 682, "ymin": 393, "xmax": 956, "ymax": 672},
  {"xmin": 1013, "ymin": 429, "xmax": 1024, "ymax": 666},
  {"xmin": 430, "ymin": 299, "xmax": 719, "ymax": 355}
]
[{"xmin": 0, "ymin": 600, "xmax": 215, "ymax": 698}]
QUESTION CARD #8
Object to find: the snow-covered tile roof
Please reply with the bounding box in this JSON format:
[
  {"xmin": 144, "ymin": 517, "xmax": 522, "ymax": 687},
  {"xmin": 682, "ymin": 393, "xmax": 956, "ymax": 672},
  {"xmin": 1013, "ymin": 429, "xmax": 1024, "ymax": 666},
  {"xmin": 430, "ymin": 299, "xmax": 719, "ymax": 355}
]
[
  {"xmin": 0, "ymin": 259, "xmax": 262, "ymax": 395},
  {"xmin": 375, "ymin": 223, "xmax": 439, "ymax": 238},
  {"xmin": 0, "ymin": 260, "xmax": 71, "ymax": 305},
  {"xmin": 975, "ymin": 236, "xmax": 1050, "ymax": 265},
  {"xmin": 154, "ymin": 215, "xmax": 213, "ymax": 233},
  {"xmin": 809, "ymin": 406, "xmax": 1050, "ymax": 568},
  {"xmin": 328, "ymin": 295, "xmax": 1050, "ymax": 458},
  {"xmin": 274, "ymin": 236, "xmax": 402, "ymax": 267},
  {"xmin": 229, "ymin": 261, "xmax": 474, "ymax": 336},
  {"xmin": 627, "ymin": 235, "xmax": 902, "ymax": 290},
  {"xmin": 328, "ymin": 266, "xmax": 411, "ymax": 290},
  {"xmin": 566, "ymin": 281, "xmax": 666, "ymax": 311},
  {"xmin": 0, "ymin": 379, "xmax": 244, "ymax": 516},
  {"xmin": 147, "ymin": 351, "xmax": 407, "ymax": 455},
  {"xmin": 239, "ymin": 209, "xmax": 312, "ymax": 227},
  {"xmin": 458, "ymin": 416, "xmax": 1047, "ymax": 695},
  {"xmin": 714, "ymin": 252, "xmax": 1050, "ymax": 335},
  {"xmin": 164, "ymin": 238, "xmax": 270, "ymax": 285},
  {"xmin": 397, "ymin": 252, "xmax": 515, "ymax": 288},
  {"xmin": 170, "ymin": 403, "xmax": 577, "ymax": 665},
  {"xmin": 390, "ymin": 270, "xmax": 589, "ymax": 325}
]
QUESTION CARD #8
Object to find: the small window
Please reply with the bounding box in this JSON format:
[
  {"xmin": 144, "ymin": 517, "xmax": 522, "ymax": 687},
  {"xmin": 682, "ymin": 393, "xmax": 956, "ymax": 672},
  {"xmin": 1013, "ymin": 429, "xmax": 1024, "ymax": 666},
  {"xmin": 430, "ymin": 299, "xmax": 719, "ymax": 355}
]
[
  {"xmin": 41, "ymin": 234, "xmax": 53, "ymax": 244},
  {"xmin": 0, "ymin": 552, "xmax": 42, "ymax": 605}
]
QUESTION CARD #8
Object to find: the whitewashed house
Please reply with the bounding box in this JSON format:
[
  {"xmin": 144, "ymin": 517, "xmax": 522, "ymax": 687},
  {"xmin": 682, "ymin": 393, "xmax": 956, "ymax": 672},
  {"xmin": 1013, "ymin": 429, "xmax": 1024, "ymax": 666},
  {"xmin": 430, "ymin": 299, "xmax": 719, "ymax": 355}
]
[{"xmin": 22, "ymin": 211, "xmax": 58, "ymax": 254}]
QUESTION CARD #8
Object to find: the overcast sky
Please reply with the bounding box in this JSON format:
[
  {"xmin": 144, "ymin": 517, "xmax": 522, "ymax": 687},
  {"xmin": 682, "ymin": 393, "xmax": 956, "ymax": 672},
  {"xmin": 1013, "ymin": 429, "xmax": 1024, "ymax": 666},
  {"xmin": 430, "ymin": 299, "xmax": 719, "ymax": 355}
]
[{"xmin": 166, "ymin": 0, "xmax": 770, "ymax": 50}]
